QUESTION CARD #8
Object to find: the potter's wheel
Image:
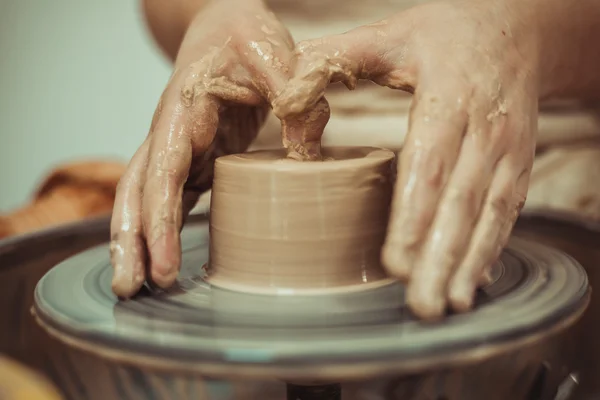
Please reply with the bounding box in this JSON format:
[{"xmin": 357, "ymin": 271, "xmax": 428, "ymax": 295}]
[{"xmin": 33, "ymin": 215, "xmax": 590, "ymax": 383}]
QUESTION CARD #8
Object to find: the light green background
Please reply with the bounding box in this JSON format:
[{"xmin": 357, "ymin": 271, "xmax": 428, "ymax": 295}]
[{"xmin": 0, "ymin": 0, "xmax": 172, "ymax": 210}]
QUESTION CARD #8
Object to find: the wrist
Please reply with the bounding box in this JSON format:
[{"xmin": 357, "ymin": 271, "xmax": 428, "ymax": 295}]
[
  {"xmin": 176, "ymin": 0, "xmax": 271, "ymax": 64},
  {"xmin": 143, "ymin": 0, "xmax": 266, "ymax": 61},
  {"xmin": 182, "ymin": 0, "xmax": 266, "ymax": 30}
]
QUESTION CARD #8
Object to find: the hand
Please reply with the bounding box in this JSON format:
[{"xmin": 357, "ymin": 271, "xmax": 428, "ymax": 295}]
[
  {"xmin": 273, "ymin": 0, "xmax": 537, "ymax": 319},
  {"xmin": 110, "ymin": 0, "xmax": 327, "ymax": 297}
]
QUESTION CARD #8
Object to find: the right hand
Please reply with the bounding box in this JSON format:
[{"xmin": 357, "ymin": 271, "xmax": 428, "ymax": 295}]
[
  {"xmin": 273, "ymin": 0, "xmax": 537, "ymax": 319},
  {"xmin": 110, "ymin": 0, "xmax": 328, "ymax": 297}
]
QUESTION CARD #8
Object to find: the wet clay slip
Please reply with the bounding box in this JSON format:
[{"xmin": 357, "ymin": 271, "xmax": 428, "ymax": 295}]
[{"xmin": 205, "ymin": 146, "xmax": 396, "ymax": 294}]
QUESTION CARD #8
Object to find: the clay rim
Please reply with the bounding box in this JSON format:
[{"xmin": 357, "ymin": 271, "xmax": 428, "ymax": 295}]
[
  {"xmin": 215, "ymin": 147, "xmax": 396, "ymax": 172},
  {"xmin": 31, "ymin": 214, "xmax": 591, "ymax": 380}
]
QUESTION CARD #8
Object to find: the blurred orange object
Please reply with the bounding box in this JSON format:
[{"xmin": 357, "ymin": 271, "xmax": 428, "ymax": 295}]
[
  {"xmin": 0, "ymin": 355, "xmax": 63, "ymax": 400},
  {"xmin": 0, "ymin": 161, "xmax": 126, "ymax": 240}
]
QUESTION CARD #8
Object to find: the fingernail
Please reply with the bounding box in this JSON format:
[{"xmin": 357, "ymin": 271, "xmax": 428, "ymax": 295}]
[
  {"xmin": 412, "ymin": 298, "xmax": 446, "ymax": 321},
  {"xmin": 449, "ymin": 284, "xmax": 475, "ymax": 313},
  {"xmin": 381, "ymin": 244, "xmax": 411, "ymax": 280},
  {"xmin": 111, "ymin": 264, "xmax": 133, "ymax": 298},
  {"xmin": 407, "ymin": 285, "xmax": 446, "ymax": 320},
  {"xmin": 453, "ymin": 296, "xmax": 473, "ymax": 313},
  {"xmin": 150, "ymin": 262, "xmax": 176, "ymax": 285},
  {"xmin": 478, "ymin": 268, "xmax": 493, "ymax": 286},
  {"xmin": 150, "ymin": 267, "xmax": 178, "ymax": 289}
]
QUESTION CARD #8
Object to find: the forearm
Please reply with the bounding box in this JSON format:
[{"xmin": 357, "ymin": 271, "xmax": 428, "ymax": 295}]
[
  {"xmin": 509, "ymin": 0, "xmax": 600, "ymax": 99},
  {"xmin": 142, "ymin": 0, "xmax": 265, "ymax": 61},
  {"xmin": 142, "ymin": 0, "xmax": 209, "ymax": 60}
]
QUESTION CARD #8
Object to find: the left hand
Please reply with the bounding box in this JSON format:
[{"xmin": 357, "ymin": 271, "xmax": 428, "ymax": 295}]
[
  {"xmin": 109, "ymin": 0, "xmax": 328, "ymax": 297},
  {"xmin": 273, "ymin": 0, "xmax": 538, "ymax": 319}
]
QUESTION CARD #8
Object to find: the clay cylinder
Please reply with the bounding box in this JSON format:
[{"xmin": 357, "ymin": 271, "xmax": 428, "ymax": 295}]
[{"xmin": 206, "ymin": 146, "xmax": 396, "ymax": 294}]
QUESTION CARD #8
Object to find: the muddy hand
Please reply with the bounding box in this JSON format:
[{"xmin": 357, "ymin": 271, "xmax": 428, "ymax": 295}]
[
  {"xmin": 273, "ymin": 0, "xmax": 538, "ymax": 319},
  {"xmin": 110, "ymin": 0, "xmax": 325, "ymax": 297}
]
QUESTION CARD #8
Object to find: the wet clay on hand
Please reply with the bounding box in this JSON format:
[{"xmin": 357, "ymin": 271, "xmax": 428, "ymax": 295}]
[
  {"xmin": 206, "ymin": 146, "xmax": 396, "ymax": 294},
  {"xmin": 110, "ymin": 0, "xmax": 329, "ymax": 298},
  {"xmin": 270, "ymin": 1, "xmax": 540, "ymax": 319}
]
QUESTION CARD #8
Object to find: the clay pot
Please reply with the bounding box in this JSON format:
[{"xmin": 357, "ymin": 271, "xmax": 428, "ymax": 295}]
[{"xmin": 206, "ymin": 146, "xmax": 396, "ymax": 294}]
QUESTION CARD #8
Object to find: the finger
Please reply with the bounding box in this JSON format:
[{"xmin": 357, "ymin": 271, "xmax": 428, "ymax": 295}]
[
  {"xmin": 235, "ymin": 31, "xmax": 330, "ymax": 160},
  {"xmin": 381, "ymin": 81, "xmax": 469, "ymax": 280},
  {"xmin": 183, "ymin": 46, "xmax": 264, "ymax": 107},
  {"xmin": 142, "ymin": 77, "xmax": 220, "ymax": 289},
  {"xmin": 237, "ymin": 18, "xmax": 295, "ymax": 102},
  {"xmin": 272, "ymin": 20, "xmax": 415, "ymax": 161},
  {"xmin": 406, "ymin": 113, "xmax": 503, "ymax": 319},
  {"xmin": 110, "ymin": 140, "xmax": 150, "ymax": 298},
  {"xmin": 272, "ymin": 21, "xmax": 415, "ymax": 119},
  {"xmin": 448, "ymin": 158, "xmax": 530, "ymax": 312},
  {"xmin": 478, "ymin": 266, "xmax": 494, "ymax": 286}
]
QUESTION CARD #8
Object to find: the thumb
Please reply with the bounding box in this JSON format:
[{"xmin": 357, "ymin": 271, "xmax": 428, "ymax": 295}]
[{"xmin": 272, "ymin": 21, "xmax": 413, "ymax": 119}]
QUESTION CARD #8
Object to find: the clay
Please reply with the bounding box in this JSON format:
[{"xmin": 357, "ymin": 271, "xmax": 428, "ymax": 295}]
[{"xmin": 205, "ymin": 146, "xmax": 396, "ymax": 294}]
